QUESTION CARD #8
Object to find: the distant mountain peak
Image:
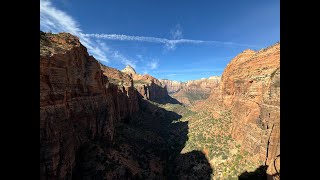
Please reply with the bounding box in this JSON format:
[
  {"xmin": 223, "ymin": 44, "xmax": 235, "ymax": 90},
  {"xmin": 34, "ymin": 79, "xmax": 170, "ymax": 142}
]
[{"xmin": 121, "ymin": 65, "xmax": 136, "ymax": 76}]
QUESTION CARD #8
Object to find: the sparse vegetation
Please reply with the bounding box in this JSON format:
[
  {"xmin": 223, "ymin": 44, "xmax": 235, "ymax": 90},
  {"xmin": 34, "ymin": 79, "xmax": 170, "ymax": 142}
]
[
  {"xmin": 184, "ymin": 91, "xmax": 210, "ymax": 102},
  {"xmin": 270, "ymin": 67, "xmax": 280, "ymax": 79},
  {"xmin": 133, "ymin": 80, "xmax": 149, "ymax": 86}
]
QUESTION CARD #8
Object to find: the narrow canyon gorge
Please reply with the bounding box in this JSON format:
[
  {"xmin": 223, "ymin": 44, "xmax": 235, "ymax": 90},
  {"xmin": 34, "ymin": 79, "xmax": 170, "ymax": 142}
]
[{"xmin": 40, "ymin": 32, "xmax": 279, "ymax": 180}]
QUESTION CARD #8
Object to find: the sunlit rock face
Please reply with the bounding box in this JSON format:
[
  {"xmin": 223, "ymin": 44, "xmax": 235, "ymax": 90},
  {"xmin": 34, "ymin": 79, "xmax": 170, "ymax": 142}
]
[
  {"xmin": 160, "ymin": 76, "xmax": 221, "ymax": 105},
  {"xmin": 195, "ymin": 42, "xmax": 280, "ymax": 179}
]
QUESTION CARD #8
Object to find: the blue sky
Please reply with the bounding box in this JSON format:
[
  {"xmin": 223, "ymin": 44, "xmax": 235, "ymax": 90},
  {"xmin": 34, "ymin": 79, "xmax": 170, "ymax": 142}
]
[{"xmin": 40, "ymin": 0, "xmax": 280, "ymax": 81}]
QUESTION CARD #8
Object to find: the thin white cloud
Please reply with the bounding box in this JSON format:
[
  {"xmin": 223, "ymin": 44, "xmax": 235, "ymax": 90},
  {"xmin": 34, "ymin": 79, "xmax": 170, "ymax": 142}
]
[
  {"xmin": 96, "ymin": 39, "xmax": 110, "ymax": 52},
  {"xmin": 83, "ymin": 33, "xmax": 205, "ymax": 51},
  {"xmin": 40, "ymin": 0, "xmax": 138, "ymax": 68},
  {"xmin": 170, "ymin": 24, "xmax": 183, "ymax": 39},
  {"xmin": 40, "ymin": 0, "xmax": 257, "ymax": 72},
  {"xmin": 138, "ymin": 57, "xmax": 159, "ymax": 75},
  {"xmin": 147, "ymin": 59, "xmax": 159, "ymax": 70},
  {"xmin": 112, "ymin": 51, "xmax": 137, "ymax": 69},
  {"xmin": 40, "ymin": 0, "xmax": 109, "ymax": 62},
  {"xmin": 82, "ymin": 33, "xmax": 256, "ymax": 50}
]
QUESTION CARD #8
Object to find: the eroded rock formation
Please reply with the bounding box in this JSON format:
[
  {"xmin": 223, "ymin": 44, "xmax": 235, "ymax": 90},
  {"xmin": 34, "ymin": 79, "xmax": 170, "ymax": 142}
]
[
  {"xmin": 40, "ymin": 32, "xmax": 140, "ymax": 179},
  {"xmin": 159, "ymin": 79, "xmax": 185, "ymax": 94},
  {"xmin": 122, "ymin": 65, "xmax": 179, "ymax": 104},
  {"xmin": 160, "ymin": 76, "xmax": 221, "ymax": 105},
  {"xmin": 40, "ymin": 31, "xmax": 280, "ymax": 180},
  {"xmin": 195, "ymin": 42, "xmax": 280, "ymax": 179}
]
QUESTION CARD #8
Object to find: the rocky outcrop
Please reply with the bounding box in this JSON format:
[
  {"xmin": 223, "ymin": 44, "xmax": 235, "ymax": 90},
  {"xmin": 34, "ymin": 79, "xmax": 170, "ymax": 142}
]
[
  {"xmin": 121, "ymin": 65, "xmax": 136, "ymax": 77},
  {"xmin": 196, "ymin": 42, "xmax": 280, "ymax": 179},
  {"xmin": 185, "ymin": 76, "xmax": 220, "ymax": 93},
  {"xmin": 160, "ymin": 76, "xmax": 221, "ymax": 105},
  {"xmin": 221, "ymin": 43, "xmax": 280, "ymax": 178},
  {"xmin": 40, "ymin": 32, "xmax": 140, "ymax": 179},
  {"xmin": 121, "ymin": 66, "xmax": 179, "ymax": 104},
  {"xmin": 40, "ymin": 31, "xmax": 279, "ymax": 180},
  {"xmin": 159, "ymin": 79, "xmax": 185, "ymax": 94},
  {"xmin": 100, "ymin": 65, "xmax": 140, "ymax": 122}
]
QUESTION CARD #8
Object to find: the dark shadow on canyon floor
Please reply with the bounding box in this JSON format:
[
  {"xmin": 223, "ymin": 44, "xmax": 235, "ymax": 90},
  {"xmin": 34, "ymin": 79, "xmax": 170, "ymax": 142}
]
[
  {"xmin": 72, "ymin": 96, "xmax": 212, "ymax": 179},
  {"xmin": 238, "ymin": 165, "xmax": 268, "ymax": 180},
  {"xmin": 238, "ymin": 165, "xmax": 279, "ymax": 180}
]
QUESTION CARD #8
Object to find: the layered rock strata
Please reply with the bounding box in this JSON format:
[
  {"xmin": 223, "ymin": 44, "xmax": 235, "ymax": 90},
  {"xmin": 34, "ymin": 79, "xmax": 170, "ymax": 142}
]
[
  {"xmin": 40, "ymin": 32, "xmax": 140, "ymax": 179},
  {"xmin": 122, "ymin": 65, "xmax": 177, "ymax": 104},
  {"xmin": 195, "ymin": 42, "xmax": 280, "ymax": 179},
  {"xmin": 160, "ymin": 76, "xmax": 221, "ymax": 105}
]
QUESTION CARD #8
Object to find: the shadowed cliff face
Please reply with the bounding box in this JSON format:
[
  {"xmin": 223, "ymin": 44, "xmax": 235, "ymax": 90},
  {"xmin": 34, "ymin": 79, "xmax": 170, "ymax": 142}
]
[
  {"xmin": 121, "ymin": 65, "xmax": 182, "ymax": 105},
  {"xmin": 238, "ymin": 163, "xmax": 280, "ymax": 180},
  {"xmin": 40, "ymin": 32, "xmax": 120, "ymax": 179},
  {"xmin": 40, "ymin": 32, "xmax": 279, "ymax": 180},
  {"xmin": 40, "ymin": 32, "xmax": 212, "ymax": 180}
]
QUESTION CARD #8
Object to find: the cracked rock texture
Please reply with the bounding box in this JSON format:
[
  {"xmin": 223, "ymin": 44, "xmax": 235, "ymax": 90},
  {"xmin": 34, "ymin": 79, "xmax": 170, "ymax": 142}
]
[
  {"xmin": 40, "ymin": 32, "xmax": 140, "ymax": 179},
  {"xmin": 194, "ymin": 42, "xmax": 280, "ymax": 179}
]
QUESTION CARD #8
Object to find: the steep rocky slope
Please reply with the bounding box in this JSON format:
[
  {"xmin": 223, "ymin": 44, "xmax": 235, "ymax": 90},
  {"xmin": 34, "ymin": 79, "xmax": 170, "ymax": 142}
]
[
  {"xmin": 40, "ymin": 32, "xmax": 141, "ymax": 179},
  {"xmin": 221, "ymin": 43, "xmax": 280, "ymax": 179},
  {"xmin": 40, "ymin": 31, "xmax": 279, "ymax": 180},
  {"xmin": 100, "ymin": 65, "xmax": 140, "ymax": 122},
  {"xmin": 193, "ymin": 42, "xmax": 280, "ymax": 179},
  {"xmin": 40, "ymin": 32, "xmax": 208, "ymax": 180},
  {"xmin": 160, "ymin": 76, "xmax": 220, "ymax": 105}
]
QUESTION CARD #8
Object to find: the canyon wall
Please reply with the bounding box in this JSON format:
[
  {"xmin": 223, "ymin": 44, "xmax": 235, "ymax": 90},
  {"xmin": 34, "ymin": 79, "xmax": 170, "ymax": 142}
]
[
  {"xmin": 159, "ymin": 79, "xmax": 185, "ymax": 94},
  {"xmin": 100, "ymin": 65, "xmax": 140, "ymax": 122},
  {"xmin": 196, "ymin": 43, "xmax": 280, "ymax": 179},
  {"xmin": 40, "ymin": 31, "xmax": 280, "ymax": 179},
  {"xmin": 40, "ymin": 32, "xmax": 140, "ymax": 179},
  {"xmin": 222, "ymin": 43, "xmax": 280, "ymax": 178},
  {"xmin": 160, "ymin": 76, "xmax": 221, "ymax": 105},
  {"xmin": 122, "ymin": 65, "xmax": 179, "ymax": 104}
]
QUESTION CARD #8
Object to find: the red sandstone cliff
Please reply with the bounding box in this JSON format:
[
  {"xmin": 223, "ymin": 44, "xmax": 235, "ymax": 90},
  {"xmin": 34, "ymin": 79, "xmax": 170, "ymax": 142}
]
[
  {"xmin": 40, "ymin": 32, "xmax": 140, "ymax": 179},
  {"xmin": 40, "ymin": 31, "xmax": 280, "ymax": 179},
  {"xmin": 223, "ymin": 43, "xmax": 280, "ymax": 179},
  {"xmin": 100, "ymin": 65, "xmax": 140, "ymax": 122},
  {"xmin": 122, "ymin": 65, "xmax": 177, "ymax": 104},
  {"xmin": 195, "ymin": 42, "xmax": 280, "ymax": 179}
]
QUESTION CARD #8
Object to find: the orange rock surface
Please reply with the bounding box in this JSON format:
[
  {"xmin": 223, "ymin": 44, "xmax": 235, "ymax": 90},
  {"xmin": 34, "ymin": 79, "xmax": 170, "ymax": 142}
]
[{"xmin": 194, "ymin": 42, "xmax": 280, "ymax": 178}]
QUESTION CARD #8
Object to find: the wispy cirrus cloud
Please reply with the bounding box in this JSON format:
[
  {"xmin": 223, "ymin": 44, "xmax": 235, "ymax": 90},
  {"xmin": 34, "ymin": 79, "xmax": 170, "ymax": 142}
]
[
  {"xmin": 147, "ymin": 59, "xmax": 159, "ymax": 70},
  {"xmin": 40, "ymin": 0, "xmax": 109, "ymax": 62},
  {"xmin": 137, "ymin": 56, "xmax": 159, "ymax": 74},
  {"xmin": 40, "ymin": 0, "xmax": 255, "ymax": 75},
  {"xmin": 170, "ymin": 24, "xmax": 183, "ymax": 40},
  {"xmin": 82, "ymin": 32, "xmax": 256, "ymax": 51},
  {"xmin": 166, "ymin": 24, "xmax": 183, "ymax": 50},
  {"xmin": 40, "ymin": 0, "xmax": 136, "ymax": 68},
  {"xmin": 112, "ymin": 51, "xmax": 137, "ymax": 69},
  {"xmin": 82, "ymin": 33, "xmax": 203, "ymax": 51}
]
